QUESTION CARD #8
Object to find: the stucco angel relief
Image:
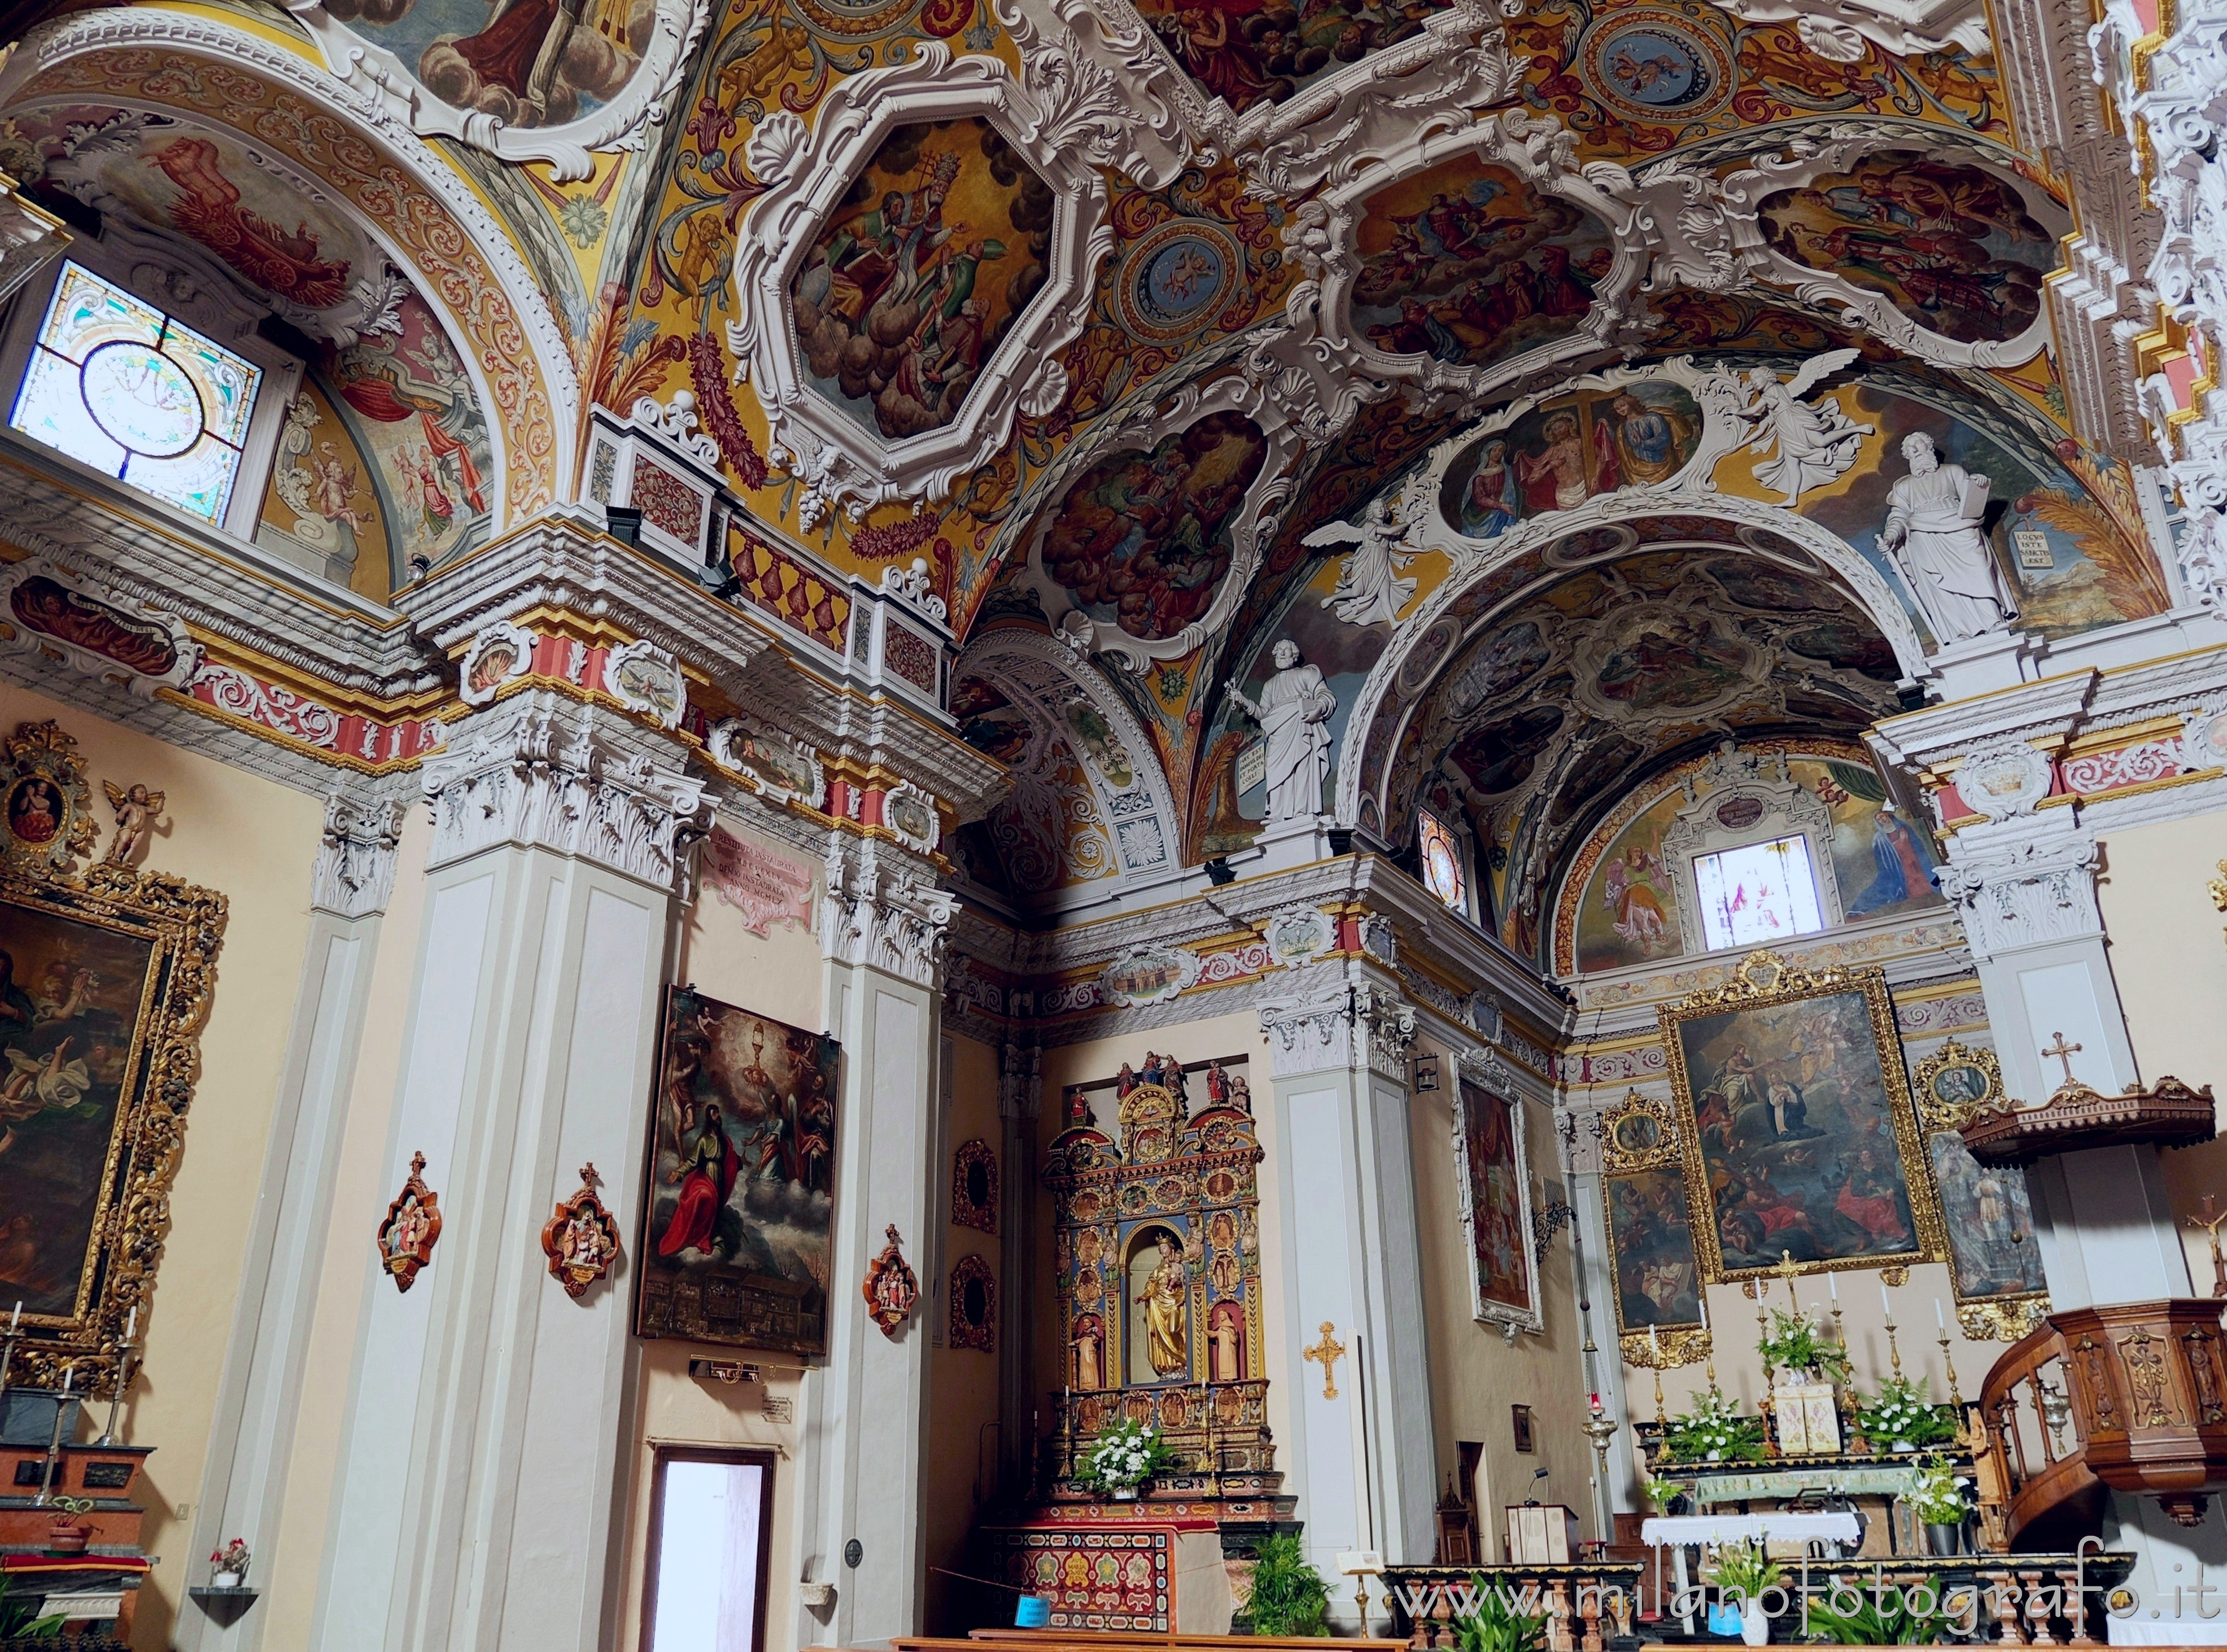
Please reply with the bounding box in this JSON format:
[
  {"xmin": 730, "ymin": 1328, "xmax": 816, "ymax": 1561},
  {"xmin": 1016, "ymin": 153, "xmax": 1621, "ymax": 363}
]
[{"xmin": 295, "ymin": 0, "xmax": 710, "ymax": 177}]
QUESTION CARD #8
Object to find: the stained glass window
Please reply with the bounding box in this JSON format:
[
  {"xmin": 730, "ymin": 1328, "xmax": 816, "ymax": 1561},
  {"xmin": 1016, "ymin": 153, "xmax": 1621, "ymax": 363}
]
[
  {"xmin": 1693, "ymin": 834, "xmax": 1824, "ymax": 952},
  {"xmin": 10, "ymin": 263, "xmax": 261, "ymax": 525},
  {"xmin": 1418, "ymin": 808, "xmax": 1465, "ymax": 910}
]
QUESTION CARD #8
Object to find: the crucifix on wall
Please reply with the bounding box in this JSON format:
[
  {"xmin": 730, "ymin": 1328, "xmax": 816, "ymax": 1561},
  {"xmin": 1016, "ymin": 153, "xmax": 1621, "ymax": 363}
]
[{"xmin": 1303, "ymin": 1321, "xmax": 1346, "ymax": 1399}]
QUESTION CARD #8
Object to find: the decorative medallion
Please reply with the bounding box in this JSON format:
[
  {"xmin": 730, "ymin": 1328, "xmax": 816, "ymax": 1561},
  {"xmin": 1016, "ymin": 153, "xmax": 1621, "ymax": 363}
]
[
  {"xmin": 951, "ymin": 1139, "xmax": 998, "ymax": 1232},
  {"xmin": 540, "ymin": 1162, "xmax": 621, "ymax": 1300},
  {"xmin": 2184, "ymin": 698, "xmax": 2227, "ymax": 770},
  {"xmin": 0, "ymin": 558, "xmax": 200, "ymax": 698},
  {"xmin": 949, "ymin": 1253, "xmax": 996, "ymax": 1352},
  {"xmin": 1598, "ymin": 1087, "xmax": 1680, "ymax": 1174},
  {"xmin": 1955, "ymin": 738, "xmax": 2054, "ymax": 819},
  {"xmin": 1, "ymin": 720, "xmax": 95, "ymax": 872},
  {"xmin": 1579, "ymin": 12, "xmax": 1733, "ymax": 120},
  {"xmin": 707, "ymin": 719, "xmax": 826, "ymax": 809},
  {"xmin": 605, "ymin": 639, "xmax": 687, "ymax": 729},
  {"xmin": 1116, "ymin": 221, "xmax": 1239, "ymax": 344},
  {"xmin": 1910, "ymin": 1039, "xmax": 2006, "ymax": 1132},
  {"xmin": 882, "ymin": 780, "xmax": 941, "ymax": 854},
  {"xmin": 459, "ymin": 621, "xmax": 535, "ymax": 706},
  {"xmin": 377, "ymin": 1151, "xmax": 443, "ymax": 1294},
  {"xmin": 1264, "ymin": 904, "xmax": 1337, "ymax": 969},
  {"xmin": 1100, "ymin": 945, "xmax": 1202, "ymax": 1007},
  {"xmin": 863, "ymin": 1223, "xmax": 919, "ymax": 1339}
]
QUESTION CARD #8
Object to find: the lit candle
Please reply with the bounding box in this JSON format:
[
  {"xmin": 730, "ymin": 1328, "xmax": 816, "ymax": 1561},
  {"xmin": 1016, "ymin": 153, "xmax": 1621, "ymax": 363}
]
[
  {"xmin": 124, "ymin": 1306, "xmax": 136, "ymax": 1341},
  {"xmin": 1935, "ymin": 1298, "xmax": 1945, "ymax": 1331},
  {"xmin": 60, "ymin": 1365, "xmax": 71, "ymax": 1393}
]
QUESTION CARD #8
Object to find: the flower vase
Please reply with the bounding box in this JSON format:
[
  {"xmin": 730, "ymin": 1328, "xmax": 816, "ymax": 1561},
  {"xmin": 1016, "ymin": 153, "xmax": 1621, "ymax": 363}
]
[
  {"xmin": 45, "ymin": 1519, "xmax": 88, "ymax": 1557},
  {"xmin": 1924, "ymin": 1522, "xmax": 1963, "ymax": 1557},
  {"xmin": 213, "ymin": 1571, "xmax": 244, "ymax": 1589},
  {"xmin": 1892, "ymin": 1440, "xmax": 1915, "ymax": 1454},
  {"xmin": 1741, "ymin": 1596, "xmax": 1771, "ymax": 1646},
  {"xmin": 1111, "ymin": 1485, "xmax": 1139, "ymax": 1502}
]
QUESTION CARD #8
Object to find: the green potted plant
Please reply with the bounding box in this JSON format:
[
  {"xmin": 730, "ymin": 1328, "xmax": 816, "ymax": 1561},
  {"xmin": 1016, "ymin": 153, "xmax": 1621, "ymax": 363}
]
[
  {"xmin": 1855, "ymin": 1376, "xmax": 1958, "ymax": 1452},
  {"xmin": 1082, "ymin": 1417, "xmax": 1181, "ymax": 1501},
  {"xmin": 1756, "ymin": 1306, "xmax": 1851, "ymax": 1383},
  {"xmin": 1244, "ymin": 1532, "xmax": 1330, "ymax": 1636},
  {"xmin": 1644, "ymin": 1476, "xmax": 1688, "ymax": 1515},
  {"xmin": 1453, "ymin": 1573, "xmax": 1547, "ymax": 1652},
  {"xmin": 1705, "ymin": 1538, "xmax": 1781, "ymax": 1646},
  {"xmin": 43, "ymin": 1496, "xmax": 94, "ymax": 1557},
  {"xmin": 1910, "ymin": 1457, "xmax": 1972, "ymax": 1555},
  {"xmin": 1664, "ymin": 1391, "xmax": 1767, "ymax": 1463},
  {"xmin": 1801, "ymin": 1579, "xmax": 1953, "ymax": 1643}
]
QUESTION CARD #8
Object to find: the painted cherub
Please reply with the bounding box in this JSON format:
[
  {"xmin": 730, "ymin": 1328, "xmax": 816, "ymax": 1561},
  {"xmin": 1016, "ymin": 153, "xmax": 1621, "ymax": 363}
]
[{"xmin": 101, "ymin": 781, "xmax": 164, "ymax": 866}]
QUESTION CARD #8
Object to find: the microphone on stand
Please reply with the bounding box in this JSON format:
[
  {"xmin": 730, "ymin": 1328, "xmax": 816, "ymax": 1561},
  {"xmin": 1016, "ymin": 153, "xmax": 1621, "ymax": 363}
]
[{"xmin": 1525, "ymin": 1465, "xmax": 1551, "ymax": 1507}]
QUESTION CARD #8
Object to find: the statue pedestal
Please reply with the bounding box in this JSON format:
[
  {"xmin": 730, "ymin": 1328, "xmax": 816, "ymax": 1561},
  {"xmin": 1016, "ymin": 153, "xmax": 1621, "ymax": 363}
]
[
  {"xmin": 1923, "ymin": 628, "xmax": 2044, "ymax": 696},
  {"xmin": 1248, "ymin": 816, "xmax": 1338, "ymax": 875}
]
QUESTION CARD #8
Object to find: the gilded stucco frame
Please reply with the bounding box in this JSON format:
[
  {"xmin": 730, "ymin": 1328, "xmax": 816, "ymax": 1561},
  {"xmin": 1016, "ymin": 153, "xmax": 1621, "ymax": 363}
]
[
  {"xmin": 1598, "ymin": 1089, "xmax": 1714, "ymax": 1369},
  {"xmin": 0, "ymin": 726, "xmax": 226, "ymax": 1396},
  {"xmin": 1658, "ymin": 949, "xmax": 1945, "ymax": 1285}
]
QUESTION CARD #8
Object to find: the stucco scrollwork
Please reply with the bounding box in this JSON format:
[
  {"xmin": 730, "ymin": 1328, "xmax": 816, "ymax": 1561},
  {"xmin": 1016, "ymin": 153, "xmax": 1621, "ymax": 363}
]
[{"xmin": 726, "ymin": 42, "xmax": 1115, "ymax": 527}]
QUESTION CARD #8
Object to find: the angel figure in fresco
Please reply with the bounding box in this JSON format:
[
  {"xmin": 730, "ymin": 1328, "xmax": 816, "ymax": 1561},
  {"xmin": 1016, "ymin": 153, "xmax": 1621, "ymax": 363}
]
[
  {"xmin": 0, "ymin": 1038, "xmax": 90, "ymax": 1156},
  {"xmin": 1697, "ymin": 349, "xmax": 1874, "ymax": 505},
  {"xmin": 1309, "ymin": 496, "xmax": 1418, "ymax": 628},
  {"xmin": 1135, "ymin": 1231, "xmax": 1190, "ymax": 1376},
  {"xmin": 1601, "ymin": 842, "xmax": 1670, "ymax": 950},
  {"xmin": 102, "ymin": 781, "xmax": 164, "ymax": 866}
]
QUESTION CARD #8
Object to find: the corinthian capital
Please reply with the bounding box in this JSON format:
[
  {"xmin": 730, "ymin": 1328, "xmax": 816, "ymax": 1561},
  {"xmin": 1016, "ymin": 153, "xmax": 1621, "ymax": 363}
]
[
  {"xmin": 312, "ymin": 784, "xmax": 411, "ymax": 919},
  {"xmin": 1257, "ymin": 967, "xmax": 1416, "ymax": 1082},
  {"xmin": 819, "ymin": 837, "xmax": 957, "ymax": 989},
  {"xmin": 420, "ymin": 692, "xmax": 711, "ymax": 891},
  {"xmin": 1934, "ymin": 815, "xmax": 2102, "ymax": 960}
]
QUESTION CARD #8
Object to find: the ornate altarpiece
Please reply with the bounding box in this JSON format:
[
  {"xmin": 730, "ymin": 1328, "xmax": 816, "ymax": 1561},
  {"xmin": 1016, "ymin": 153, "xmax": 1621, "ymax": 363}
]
[{"xmin": 1042, "ymin": 1064, "xmax": 1281, "ymax": 1504}]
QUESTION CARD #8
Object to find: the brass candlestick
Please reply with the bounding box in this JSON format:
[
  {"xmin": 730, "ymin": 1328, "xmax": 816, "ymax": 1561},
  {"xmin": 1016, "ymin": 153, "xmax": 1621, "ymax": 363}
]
[
  {"xmin": 1938, "ymin": 1328, "xmax": 1962, "ymax": 1410},
  {"xmin": 34, "ymin": 1365, "xmax": 72, "ymax": 1508},
  {"xmin": 98, "ymin": 1333, "xmax": 137, "ymax": 1446}
]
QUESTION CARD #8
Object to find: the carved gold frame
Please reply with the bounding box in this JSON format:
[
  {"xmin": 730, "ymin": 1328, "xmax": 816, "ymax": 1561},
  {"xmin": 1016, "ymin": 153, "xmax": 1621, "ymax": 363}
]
[
  {"xmin": 1911, "ymin": 1039, "xmax": 2050, "ymax": 1341},
  {"xmin": 1657, "ymin": 949, "xmax": 1945, "ymax": 1284},
  {"xmin": 0, "ymin": 724, "xmax": 227, "ymax": 1396}
]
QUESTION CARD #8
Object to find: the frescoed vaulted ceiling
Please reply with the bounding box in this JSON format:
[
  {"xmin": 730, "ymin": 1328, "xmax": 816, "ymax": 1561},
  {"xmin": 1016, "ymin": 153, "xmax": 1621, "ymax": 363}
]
[{"xmin": 0, "ymin": 0, "xmax": 2173, "ymax": 937}]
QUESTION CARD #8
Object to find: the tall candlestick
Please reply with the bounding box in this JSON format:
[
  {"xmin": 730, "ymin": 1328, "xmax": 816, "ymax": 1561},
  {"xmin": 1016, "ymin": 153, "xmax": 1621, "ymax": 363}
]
[
  {"xmin": 1938, "ymin": 1327, "xmax": 1963, "ymax": 1411},
  {"xmin": 1828, "ymin": 1275, "xmax": 1837, "ymax": 1303},
  {"xmin": 1935, "ymin": 1297, "xmax": 1945, "ymax": 1331},
  {"xmin": 35, "ymin": 1365, "xmax": 71, "ymax": 1507},
  {"xmin": 1881, "ymin": 1282, "xmax": 1893, "ymax": 1317}
]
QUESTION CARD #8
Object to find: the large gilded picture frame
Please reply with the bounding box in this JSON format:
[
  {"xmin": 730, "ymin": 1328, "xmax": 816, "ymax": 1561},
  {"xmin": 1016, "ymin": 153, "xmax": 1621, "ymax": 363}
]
[
  {"xmin": 0, "ymin": 722, "xmax": 225, "ymax": 1395},
  {"xmin": 1910, "ymin": 1039, "xmax": 2050, "ymax": 1340},
  {"xmin": 1597, "ymin": 1090, "xmax": 1711, "ymax": 1368},
  {"xmin": 1453, "ymin": 1054, "xmax": 1542, "ymax": 1335},
  {"xmin": 1658, "ymin": 950, "xmax": 1944, "ymax": 1283}
]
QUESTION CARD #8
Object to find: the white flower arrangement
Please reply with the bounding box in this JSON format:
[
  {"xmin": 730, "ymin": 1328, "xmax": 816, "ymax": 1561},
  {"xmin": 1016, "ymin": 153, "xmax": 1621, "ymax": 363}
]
[
  {"xmin": 1084, "ymin": 1418, "xmax": 1177, "ymax": 1493},
  {"xmin": 1911, "ymin": 1456, "xmax": 1973, "ymax": 1526}
]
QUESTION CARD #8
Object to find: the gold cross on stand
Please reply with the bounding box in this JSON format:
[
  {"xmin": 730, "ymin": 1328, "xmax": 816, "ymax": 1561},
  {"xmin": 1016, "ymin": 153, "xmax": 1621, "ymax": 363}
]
[
  {"xmin": 2042, "ymin": 1032, "xmax": 2084, "ymax": 1089},
  {"xmin": 1772, "ymin": 1248, "xmax": 1801, "ymax": 1305},
  {"xmin": 1303, "ymin": 1321, "xmax": 1346, "ymax": 1399}
]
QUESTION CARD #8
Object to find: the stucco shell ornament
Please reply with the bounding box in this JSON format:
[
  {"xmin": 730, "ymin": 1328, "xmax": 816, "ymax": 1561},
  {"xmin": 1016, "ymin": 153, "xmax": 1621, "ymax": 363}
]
[{"xmin": 726, "ymin": 46, "xmax": 1116, "ymax": 528}]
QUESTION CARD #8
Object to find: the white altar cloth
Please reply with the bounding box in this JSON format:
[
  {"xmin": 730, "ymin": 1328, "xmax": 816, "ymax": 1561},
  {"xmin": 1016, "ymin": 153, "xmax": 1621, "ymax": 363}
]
[{"xmin": 1639, "ymin": 1513, "xmax": 1861, "ymax": 1547}]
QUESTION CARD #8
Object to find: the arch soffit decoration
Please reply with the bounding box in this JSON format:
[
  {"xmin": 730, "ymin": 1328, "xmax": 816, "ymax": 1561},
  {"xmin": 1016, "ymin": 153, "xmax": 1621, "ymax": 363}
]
[
  {"xmin": 1333, "ymin": 484, "xmax": 1928, "ymax": 836},
  {"xmin": 957, "ymin": 630, "xmax": 1186, "ymax": 885},
  {"xmin": 0, "ymin": 12, "xmax": 580, "ymax": 526}
]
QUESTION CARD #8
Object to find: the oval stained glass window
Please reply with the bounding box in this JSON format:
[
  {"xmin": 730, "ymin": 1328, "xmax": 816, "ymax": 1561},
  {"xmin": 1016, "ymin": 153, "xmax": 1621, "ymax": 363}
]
[{"xmin": 80, "ymin": 341, "xmax": 205, "ymax": 458}]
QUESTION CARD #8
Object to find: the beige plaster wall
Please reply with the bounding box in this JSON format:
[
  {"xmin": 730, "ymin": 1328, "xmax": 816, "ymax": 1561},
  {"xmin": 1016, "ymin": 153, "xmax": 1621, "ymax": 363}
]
[
  {"xmin": 1406, "ymin": 1032, "xmax": 1593, "ymax": 1546},
  {"xmin": 924, "ymin": 1029, "xmax": 1005, "ymax": 1634},
  {"xmin": 0, "ymin": 684, "xmax": 328, "ymax": 1650},
  {"xmin": 610, "ymin": 814, "xmax": 826, "ymax": 1652},
  {"xmin": 2095, "ymin": 811, "xmax": 2227, "ymax": 1290}
]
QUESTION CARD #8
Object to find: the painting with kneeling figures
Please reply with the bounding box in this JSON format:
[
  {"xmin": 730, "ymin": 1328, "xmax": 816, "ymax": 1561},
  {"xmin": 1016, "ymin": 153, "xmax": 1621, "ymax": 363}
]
[{"xmin": 635, "ymin": 986, "xmax": 841, "ymax": 1356}]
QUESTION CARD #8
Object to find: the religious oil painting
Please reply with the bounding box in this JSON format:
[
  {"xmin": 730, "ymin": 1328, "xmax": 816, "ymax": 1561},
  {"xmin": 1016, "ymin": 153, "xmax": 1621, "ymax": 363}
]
[
  {"xmin": 635, "ymin": 986, "xmax": 841, "ymax": 1356},
  {"xmin": 1602, "ymin": 1168, "xmax": 1704, "ymax": 1333},
  {"xmin": 1134, "ymin": 0, "xmax": 1434, "ymax": 115},
  {"xmin": 1456, "ymin": 1080, "xmax": 1538, "ymax": 1327},
  {"xmin": 1758, "ymin": 153, "xmax": 2066, "ymax": 345},
  {"xmin": 1911, "ymin": 1042, "xmax": 2048, "ymax": 1323},
  {"xmin": 1660, "ymin": 955, "xmax": 1941, "ymax": 1281},
  {"xmin": 790, "ymin": 119, "xmax": 1051, "ymax": 443},
  {"xmin": 1352, "ymin": 158, "xmax": 1616, "ymax": 374},
  {"xmin": 1038, "ymin": 413, "xmax": 1267, "ymax": 643},
  {"xmin": 317, "ymin": 0, "xmax": 660, "ymax": 129},
  {"xmin": 1439, "ymin": 381, "xmax": 1704, "ymax": 537}
]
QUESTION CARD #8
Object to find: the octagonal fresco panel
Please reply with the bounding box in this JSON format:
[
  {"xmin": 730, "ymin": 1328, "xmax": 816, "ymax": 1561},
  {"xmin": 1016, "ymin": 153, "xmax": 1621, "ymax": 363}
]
[
  {"xmin": 1757, "ymin": 151, "xmax": 2067, "ymax": 346},
  {"xmin": 790, "ymin": 117, "xmax": 1052, "ymax": 442},
  {"xmin": 1040, "ymin": 413, "xmax": 1268, "ymax": 643},
  {"xmin": 1353, "ymin": 156, "xmax": 1617, "ymax": 373}
]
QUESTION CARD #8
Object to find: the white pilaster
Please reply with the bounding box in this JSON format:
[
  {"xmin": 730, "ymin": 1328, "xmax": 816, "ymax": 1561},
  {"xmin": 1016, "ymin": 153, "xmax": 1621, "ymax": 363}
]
[
  {"xmin": 1257, "ymin": 969, "xmax": 1434, "ymax": 1602},
  {"xmin": 312, "ymin": 694, "xmax": 708, "ymax": 1652},
  {"xmin": 790, "ymin": 840, "xmax": 953, "ymax": 1650},
  {"xmin": 182, "ymin": 787, "xmax": 409, "ymax": 1652}
]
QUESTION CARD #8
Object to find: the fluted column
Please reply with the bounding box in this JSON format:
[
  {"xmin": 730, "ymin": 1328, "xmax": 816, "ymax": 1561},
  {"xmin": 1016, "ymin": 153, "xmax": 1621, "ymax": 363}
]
[
  {"xmin": 787, "ymin": 838, "xmax": 954, "ymax": 1650},
  {"xmin": 1257, "ymin": 967, "xmax": 1434, "ymax": 1605},
  {"xmin": 183, "ymin": 785, "xmax": 411, "ymax": 1652},
  {"xmin": 312, "ymin": 693, "xmax": 709, "ymax": 1652}
]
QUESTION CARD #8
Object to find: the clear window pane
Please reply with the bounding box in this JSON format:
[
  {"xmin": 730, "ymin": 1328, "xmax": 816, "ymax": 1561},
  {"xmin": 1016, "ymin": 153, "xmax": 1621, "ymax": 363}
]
[
  {"xmin": 1693, "ymin": 835, "xmax": 1824, "ymax": 952},
  {"xmin": 648, "ymin": 1457, "xmax": 765, "ymax": 1652},
  {"xmin": 8, "ymin": 262, "xmax": 261, "ymax": 526}
]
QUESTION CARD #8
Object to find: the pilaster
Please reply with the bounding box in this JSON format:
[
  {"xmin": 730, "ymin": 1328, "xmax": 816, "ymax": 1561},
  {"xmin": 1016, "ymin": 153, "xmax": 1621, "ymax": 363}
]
[
  {"xmin": 790, "ymin": 837, "xmax": 954, "ymax": 1649},
  {"xmin": 1256, "ymin": 965, "xmax": 1434, "ymax": 1602},
  {"xmin": 313, "ymin": 695, "xmax": 708, "ymax": 1652},
  {"xmin": 997, "ymin": 1038, "xmax": 1042, "ymax": 1498},
  {"xmin": 183, "ymin": 783, "xmax": 412, "ymax": 1652}
]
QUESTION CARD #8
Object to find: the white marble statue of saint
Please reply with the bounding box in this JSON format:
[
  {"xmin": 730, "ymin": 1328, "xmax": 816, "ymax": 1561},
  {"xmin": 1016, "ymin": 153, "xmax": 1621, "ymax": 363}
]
[
  {"xmin": 1227, "ymin": 640, "xmax": 1337, "ymax": 823},
  {"xmin": 1880, "ymin": 431, "xmax": 2021, "ymax": 645}
]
